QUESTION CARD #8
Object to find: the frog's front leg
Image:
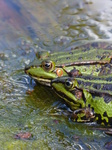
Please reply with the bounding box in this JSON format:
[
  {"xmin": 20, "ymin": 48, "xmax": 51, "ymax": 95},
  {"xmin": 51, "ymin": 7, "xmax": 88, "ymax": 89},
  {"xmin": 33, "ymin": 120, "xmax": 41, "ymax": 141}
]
[{"xmin": 71, "ymin": 108, "xmax": 95, "ymax": 123}]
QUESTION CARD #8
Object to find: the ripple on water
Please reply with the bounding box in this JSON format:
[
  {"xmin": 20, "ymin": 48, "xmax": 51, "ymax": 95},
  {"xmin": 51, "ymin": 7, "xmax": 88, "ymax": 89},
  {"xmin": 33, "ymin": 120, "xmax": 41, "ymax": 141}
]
[
  {"xmin": 55, "ymin": 0, "xmax": 112, "ymax": 44},
  {"xmin": 54, "ymin": 35, "xmax": 73, "ymax": 45}
]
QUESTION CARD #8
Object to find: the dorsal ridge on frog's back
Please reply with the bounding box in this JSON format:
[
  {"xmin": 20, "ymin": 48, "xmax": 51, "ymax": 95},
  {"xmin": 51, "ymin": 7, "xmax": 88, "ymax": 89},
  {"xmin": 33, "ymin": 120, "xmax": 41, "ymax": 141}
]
[
  {"xmin": 36, "ymin": 41, "xmax": 112, "ymax": 66},
  {"xmin": 73, "ymin": 74, "xmax": 112, "ymax": 104}
]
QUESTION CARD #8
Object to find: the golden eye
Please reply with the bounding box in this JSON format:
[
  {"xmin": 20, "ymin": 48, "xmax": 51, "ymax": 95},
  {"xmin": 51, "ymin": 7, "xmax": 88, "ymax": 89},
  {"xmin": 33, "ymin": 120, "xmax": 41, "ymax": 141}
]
[
  {"xmin": 41, "ymin": 60, "xmax": 55, "ymax": 72},
  {"xmin": 65, "ymin": 79, "xmax": 73, "ymax": 89}
]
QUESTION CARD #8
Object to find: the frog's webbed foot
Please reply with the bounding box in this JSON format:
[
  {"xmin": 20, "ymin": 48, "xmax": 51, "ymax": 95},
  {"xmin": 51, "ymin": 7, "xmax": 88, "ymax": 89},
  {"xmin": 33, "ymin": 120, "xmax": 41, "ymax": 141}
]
[{"xmin": 71, "ymin": 108, "xmax": 95, "ymax": 123}]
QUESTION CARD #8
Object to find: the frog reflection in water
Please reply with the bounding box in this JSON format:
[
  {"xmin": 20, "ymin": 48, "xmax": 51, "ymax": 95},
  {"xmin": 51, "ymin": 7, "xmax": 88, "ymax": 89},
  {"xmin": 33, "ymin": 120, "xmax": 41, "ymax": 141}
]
[{"xmin": 51, "ymin": 75, "xmax": 112, "ymax": 126}]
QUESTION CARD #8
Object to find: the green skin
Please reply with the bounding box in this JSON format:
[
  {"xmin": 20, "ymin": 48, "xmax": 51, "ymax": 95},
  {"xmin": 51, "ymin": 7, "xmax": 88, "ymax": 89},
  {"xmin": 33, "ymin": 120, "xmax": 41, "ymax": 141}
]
[
  {"xmin": 51, "ymin": 76, "xmax": 112, "ymax": 126},
  {"xmin": 25, "ymin": 42, "xmax": 112, "ymax": 86}
]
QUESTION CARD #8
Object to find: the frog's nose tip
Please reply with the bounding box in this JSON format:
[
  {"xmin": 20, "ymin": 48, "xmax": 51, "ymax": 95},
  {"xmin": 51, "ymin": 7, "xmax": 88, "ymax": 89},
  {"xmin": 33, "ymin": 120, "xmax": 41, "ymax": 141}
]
[{"xmin": 24, "ymin": 66, "xmax": 29, "ymax": 74}]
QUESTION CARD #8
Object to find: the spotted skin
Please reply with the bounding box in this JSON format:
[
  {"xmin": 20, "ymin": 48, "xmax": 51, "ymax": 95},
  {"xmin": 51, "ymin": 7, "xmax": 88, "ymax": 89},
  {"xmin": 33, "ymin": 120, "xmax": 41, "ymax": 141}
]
[{"xmin": 25, "ymin": 42, "xmax": 112, "ymax": 86}]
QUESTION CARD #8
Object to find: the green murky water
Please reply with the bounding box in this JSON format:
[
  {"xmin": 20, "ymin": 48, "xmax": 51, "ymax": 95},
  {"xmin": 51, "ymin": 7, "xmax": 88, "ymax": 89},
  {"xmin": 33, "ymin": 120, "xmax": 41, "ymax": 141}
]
[{"xmin": 1, "ymin": 0, "xmax": 112, "ymax": 149}]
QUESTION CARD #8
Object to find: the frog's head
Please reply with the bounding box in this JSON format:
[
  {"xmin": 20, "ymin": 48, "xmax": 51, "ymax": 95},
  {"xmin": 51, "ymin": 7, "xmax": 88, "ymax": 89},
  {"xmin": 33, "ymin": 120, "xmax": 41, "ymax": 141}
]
[
  {"xmin": 51, "ymin": 77, "xmax": 86, "ymax": 110},
  {"xmin": 25, "ymin": 59, "xmax": 67, "ymax": 86}
]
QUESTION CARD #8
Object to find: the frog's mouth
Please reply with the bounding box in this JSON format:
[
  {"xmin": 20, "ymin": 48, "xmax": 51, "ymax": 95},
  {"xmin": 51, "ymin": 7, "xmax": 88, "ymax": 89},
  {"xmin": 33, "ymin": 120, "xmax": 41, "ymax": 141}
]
[
  {"xmin": 25, "ymin": 67, "xmax": 51, "ymax": 86},
  {"xmin": 31, "ymin": 76, "xmax": 51, "ymax": 86}
]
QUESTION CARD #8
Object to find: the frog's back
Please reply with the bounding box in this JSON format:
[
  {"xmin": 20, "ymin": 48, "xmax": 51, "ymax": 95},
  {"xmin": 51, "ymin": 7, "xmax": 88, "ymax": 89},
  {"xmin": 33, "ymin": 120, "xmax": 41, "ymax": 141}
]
[{"xmin": 39, "ymin": 41, "xmax": 112, "ymax": 66}]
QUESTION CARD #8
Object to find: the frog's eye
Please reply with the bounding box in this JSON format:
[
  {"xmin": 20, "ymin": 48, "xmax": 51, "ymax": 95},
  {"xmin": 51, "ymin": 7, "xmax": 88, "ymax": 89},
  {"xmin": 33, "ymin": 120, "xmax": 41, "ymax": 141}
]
[
  {"xmin": 65, "ymin": 79, "xmax": 73, "ymax": 89},
  {"xmin": 41, "ymin": 60, "xmax": 55, "ymax": 72}
]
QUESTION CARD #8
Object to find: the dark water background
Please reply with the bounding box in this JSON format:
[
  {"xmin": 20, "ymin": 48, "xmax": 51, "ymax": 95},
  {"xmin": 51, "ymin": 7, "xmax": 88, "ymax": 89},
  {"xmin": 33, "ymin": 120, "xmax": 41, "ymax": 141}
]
[{"xmin": 1, "ymin": 0, "xmax": 112, "ymax": 149}]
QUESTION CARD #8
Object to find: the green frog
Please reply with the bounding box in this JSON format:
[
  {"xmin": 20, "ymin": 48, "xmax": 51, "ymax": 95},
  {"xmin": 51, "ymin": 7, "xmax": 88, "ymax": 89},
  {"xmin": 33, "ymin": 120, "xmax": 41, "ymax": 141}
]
[
  {"xmin": 25, "ymin": 41, "xmax": 112, "ymax": 86},
  {"xmin": 51, "ymin": 75, "xmax": 112, "ymax": 126}
]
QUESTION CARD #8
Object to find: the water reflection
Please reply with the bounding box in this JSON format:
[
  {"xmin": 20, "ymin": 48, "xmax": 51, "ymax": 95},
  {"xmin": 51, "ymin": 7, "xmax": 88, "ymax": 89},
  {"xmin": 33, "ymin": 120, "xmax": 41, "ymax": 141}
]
[{"xmin": 0, "ymin": 0, "xmax": 112, "ymax": 49}]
